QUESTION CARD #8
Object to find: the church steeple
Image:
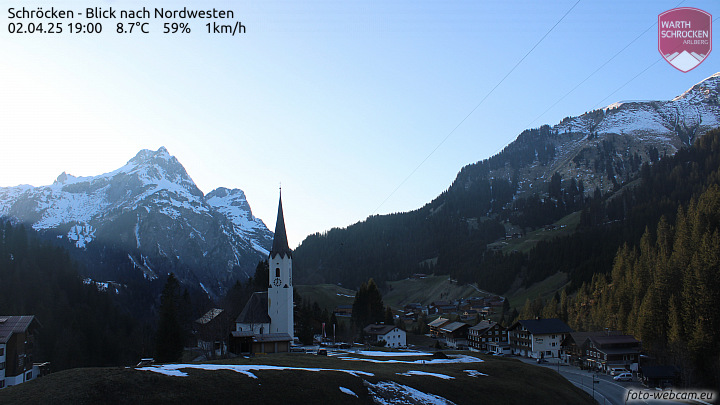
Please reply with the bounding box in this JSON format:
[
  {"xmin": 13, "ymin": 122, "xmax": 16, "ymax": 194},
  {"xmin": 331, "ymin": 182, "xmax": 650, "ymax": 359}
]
[{"xmin": 270, "ymin": 191, "xmax": 292, "ymax": 259}]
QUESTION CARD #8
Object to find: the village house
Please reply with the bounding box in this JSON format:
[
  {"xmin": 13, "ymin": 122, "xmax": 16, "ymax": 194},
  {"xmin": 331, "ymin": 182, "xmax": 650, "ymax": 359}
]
[
  {"xmin": 428, "ymin": 317, "xmax": 451, "ymax": 338},
  {"xmin": 468, "ymin": 321, "xmax": 507, "ymax": 352},
  {"xmin": 584, "ymin": 334, "xmax": 641, "ymax": 373},
  {"xmin": 0, "ymin": 316, "xmax": 42, "ymax": 389},
  {"xmin": 508, "ymin": 318, "xmax": 573, "ymax": 359},
  {"xmin": 560, "ymin": 330, "xmax": 623, "ymax": 367},
  {"xmin": 460, "ymin": 309, "xmax": 478, "ymax": 322},
  {"xmin": 363, "ymin": 324, "xmax": 406, "ymax": 348},
  {"xmin": 429, "ymin": 301, "xmax": 455, "ymax": 315},
  {"xmin": 194, "ymin": 308, "xmax": 228, "ymax": 358},
  {"xmin": 439, "ymin": 321, "xmax": 469, "ymax": 349}
]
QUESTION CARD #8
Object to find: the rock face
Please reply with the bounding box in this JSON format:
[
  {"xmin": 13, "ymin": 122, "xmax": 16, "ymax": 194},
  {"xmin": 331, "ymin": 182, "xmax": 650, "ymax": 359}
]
[
  {"xmin": 0, "ymin": 147, "xmax": 273, "ymax": 299},
  {"xmin": 489, "ymin": 73, "xmax": 720, "ymax": 197}
]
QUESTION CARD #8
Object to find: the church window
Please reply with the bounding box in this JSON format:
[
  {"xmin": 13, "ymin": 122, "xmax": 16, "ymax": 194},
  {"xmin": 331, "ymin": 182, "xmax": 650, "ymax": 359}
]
[{"xmin": 275, "ymin": 268, "xmax": 280, "ymax": 277}]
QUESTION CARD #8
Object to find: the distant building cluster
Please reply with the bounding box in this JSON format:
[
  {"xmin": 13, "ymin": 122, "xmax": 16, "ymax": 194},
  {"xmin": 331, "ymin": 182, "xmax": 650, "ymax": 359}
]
[{"xmin": 391, "ymin": 295, "xmax": 506, "ymax": 324}]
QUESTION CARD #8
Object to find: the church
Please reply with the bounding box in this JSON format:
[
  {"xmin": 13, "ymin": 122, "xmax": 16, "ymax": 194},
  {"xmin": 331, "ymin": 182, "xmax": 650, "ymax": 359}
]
[{"xmin": 230, "ymin": 192, "xmax": 295, "ymax": 354}]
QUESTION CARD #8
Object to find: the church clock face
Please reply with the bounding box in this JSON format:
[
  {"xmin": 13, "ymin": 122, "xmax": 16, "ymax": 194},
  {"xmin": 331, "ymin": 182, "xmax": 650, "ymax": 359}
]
[{"xmin": 273, "ymin": 277, "xmax": 282, "ymax": 287}]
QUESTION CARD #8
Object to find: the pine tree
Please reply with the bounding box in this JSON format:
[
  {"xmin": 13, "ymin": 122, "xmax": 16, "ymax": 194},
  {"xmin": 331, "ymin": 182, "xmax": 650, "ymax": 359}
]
[
  {"xmin": 384, "ymin": 306, "xmax": 394, "ymax": 325},
  {"xmin": 155, "ymin": 273, "xmax": 184, "ymax": 363}
]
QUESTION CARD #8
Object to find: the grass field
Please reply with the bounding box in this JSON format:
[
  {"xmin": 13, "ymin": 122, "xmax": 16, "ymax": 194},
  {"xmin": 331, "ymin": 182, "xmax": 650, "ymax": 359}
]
[
  {"xmin": 505, "ymin": 272, "xmax": 570, "ymax": 310},
  {"xmin": 488, "ymin": 211, "xmax": 582, "ymax": 255},
  {"xmin": 383, "ymin": 275, "xmax": 485, "ymax": 309},
  {"xmin": 295, "ymin": 283, "xmax": 357, "ymax": 312},
  {"xmin": 0, "ymin": 350, "xmax": 596, "ymax": 405}
]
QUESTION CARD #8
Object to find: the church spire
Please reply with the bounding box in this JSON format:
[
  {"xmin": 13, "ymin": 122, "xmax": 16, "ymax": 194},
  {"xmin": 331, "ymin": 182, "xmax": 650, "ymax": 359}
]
[{"xmin": 270, "ymin": 191, "xmax": 292, "ymax": 259}]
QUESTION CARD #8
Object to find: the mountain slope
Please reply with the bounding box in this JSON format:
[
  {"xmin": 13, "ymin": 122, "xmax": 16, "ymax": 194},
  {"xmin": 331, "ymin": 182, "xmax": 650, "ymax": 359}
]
[
  {"xmin": 294, "ymin": 73, "xmax": 720, "ymax": 290},
  {"xmin": 0, "ymin": 147, "xmax": 272, "ymax": 299}
]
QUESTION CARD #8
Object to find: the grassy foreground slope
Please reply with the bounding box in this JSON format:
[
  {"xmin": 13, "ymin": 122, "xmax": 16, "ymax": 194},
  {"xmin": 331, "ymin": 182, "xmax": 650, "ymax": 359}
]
[{"xmin": 0, "ymin": 352, "xmax": 594, "ymax": 405}]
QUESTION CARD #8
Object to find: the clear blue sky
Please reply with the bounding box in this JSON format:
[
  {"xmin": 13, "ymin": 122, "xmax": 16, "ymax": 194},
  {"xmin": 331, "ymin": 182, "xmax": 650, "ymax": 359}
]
[{"xmin": 1, "ymin": 0, "xmax": 718, "ymax": 246}]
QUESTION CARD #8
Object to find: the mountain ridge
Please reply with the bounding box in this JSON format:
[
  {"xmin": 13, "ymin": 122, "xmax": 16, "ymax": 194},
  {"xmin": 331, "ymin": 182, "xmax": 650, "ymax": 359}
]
[
  {"xmin": 0, "ymin": 147, "xmax": 273, "ymax": 299},
  {"xmin": 293, "ymin": 73, "xmax": 720, "ymax": 290}
]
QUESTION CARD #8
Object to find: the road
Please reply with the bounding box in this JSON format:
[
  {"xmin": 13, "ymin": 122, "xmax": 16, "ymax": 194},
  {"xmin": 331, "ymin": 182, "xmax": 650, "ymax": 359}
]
[{"xmin": 517, "ymin": 358, "xmax": 687, "ymax": 405}]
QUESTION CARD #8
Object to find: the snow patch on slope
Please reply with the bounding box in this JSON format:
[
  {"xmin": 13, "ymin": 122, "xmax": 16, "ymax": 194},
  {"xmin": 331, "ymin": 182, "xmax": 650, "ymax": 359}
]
[
  {"xmin": 365, "ymin": 380, "xmax": 456, "ymax": 405},
  {"xmin": 67, "ymin": 223, "xmax": 96, "ymax": 248}
]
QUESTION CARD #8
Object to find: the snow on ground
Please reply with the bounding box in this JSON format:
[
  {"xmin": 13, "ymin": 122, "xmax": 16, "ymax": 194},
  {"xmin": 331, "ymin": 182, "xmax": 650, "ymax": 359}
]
[
  {"xmin": 337, "ymin": 354, "xmax": 483, "ymax": 365},
  {"xmin": 397, "ymin": 370, "xmax": 454, "ymax": 379},
  {"xmin": 464, "ymin": 369, "xmax": 488, "ymax": 377},
  {"xmin": 339, "ymin": 387, "xmax": 358, "ymax": 397},
  {"xmin": 336, "ymin": 293, "xmax": 355, "ymax": 298},
  {"xmin": 136, "ymin": 363, "xmax": 374, "ymax": 379},
  {"xmin": 365, "ymin": 380, "xmax": 456, "ymax": 405},
  {"xmin": 343, "ymin": 350, "xmax": 433, "ymax": 357}
]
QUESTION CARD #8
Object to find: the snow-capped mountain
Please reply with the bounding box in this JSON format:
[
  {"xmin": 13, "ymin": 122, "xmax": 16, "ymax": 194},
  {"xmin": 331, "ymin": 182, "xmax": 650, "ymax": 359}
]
[
  {"xmin": 294, "ymin": 73, "xmax": 720, "ymax": 288},
  {"xmin": 485, "ymin": 72, "xmax": 720, "ymax": 197},
  {"xmin": 0, "ymin": 147, "xmax": 273, "ymax": 299}
]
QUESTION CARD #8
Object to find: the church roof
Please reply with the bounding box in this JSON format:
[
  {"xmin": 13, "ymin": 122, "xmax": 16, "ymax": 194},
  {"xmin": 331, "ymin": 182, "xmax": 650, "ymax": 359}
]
[
  {"xmin": 270, "ymin": 192, "xmax": 292, "ymax": 259},
  {"xmin": 235, "ymin": 292, "xmax": 271, "ymax": 324}
]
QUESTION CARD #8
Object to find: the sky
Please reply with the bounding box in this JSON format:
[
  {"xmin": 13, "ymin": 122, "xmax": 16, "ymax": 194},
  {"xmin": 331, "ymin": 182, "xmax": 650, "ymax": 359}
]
[{"xmin": 1, "ymin": 0, "xmax": 718, "ymax": 247}]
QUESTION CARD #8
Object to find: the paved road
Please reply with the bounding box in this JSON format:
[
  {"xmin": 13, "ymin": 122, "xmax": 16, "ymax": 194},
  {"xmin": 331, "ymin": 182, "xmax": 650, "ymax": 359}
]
[{"xmin": 517, "ymin": 358, "xmax": 686, "ymax": 405}]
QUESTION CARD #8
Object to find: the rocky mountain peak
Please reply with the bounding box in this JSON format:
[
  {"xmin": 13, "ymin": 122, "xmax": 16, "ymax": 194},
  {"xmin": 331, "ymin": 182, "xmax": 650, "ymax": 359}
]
[
  {"xmin": 53, "ymin": 171, "xmax": 77, "ymax": 185},
  {"xmin": 673, "ymin": 72, "xmax": 720, "ymax": 104}
]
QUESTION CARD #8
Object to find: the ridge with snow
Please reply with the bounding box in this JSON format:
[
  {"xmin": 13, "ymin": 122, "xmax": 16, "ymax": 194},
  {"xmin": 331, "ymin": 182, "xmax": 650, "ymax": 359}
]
[{"xmin": 0, "ymin": 147, "xmax": 273, "ymax": 299}]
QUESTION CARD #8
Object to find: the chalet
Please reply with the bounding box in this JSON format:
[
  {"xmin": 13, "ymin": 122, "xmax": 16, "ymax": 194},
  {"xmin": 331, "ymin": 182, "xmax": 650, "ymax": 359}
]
[
  {"xmin": 363, "ymin": 324, "xmax": 406, "ymax": 348},
  {"xmin": 585, "ymin": 334, "xmax": 641, "ymax": 373},
  {"xmin": 561, "ymin": 331, "xmax": 620, "ymax": 367},
  {"xmin": 488, "ymin": 341, "xmax": 511, "ymax": 356},
  {"xmin": 194, "ymin": 308, "xmax": 227, "ymax": 357},
  {"xmin": 403, "ymin": 303, "xmax": 426, "ymax": 316},
  {"xmin": 429, "ymin": 301, "xmax": 454, "ymax": 314},
  {"xmin": 460, "ymin": 310, "xmax": 478, "ymax": 322},
  {"xmin": 0, "ymin": 316, "xmax": 42, "ymax": 389},
  {"xmin": 508, "ymin": 318, "xmax": 573, "ymax": 359},
  {"xmin": 439, "ymin": 321, "xmax": 469, "ymax": 349},
  {"xmin": 468, "ymin": 321, "xmax": 507, "ymax": 352},
  {"xmin": 428, "ymin": 317, "xmax": 451, "ymax": 338}
]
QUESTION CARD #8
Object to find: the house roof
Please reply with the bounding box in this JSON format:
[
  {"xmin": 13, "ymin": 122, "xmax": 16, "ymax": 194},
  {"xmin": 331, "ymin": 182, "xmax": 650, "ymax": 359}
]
[
  {"xmin": 236, "ymin": 292, "xmax": 271, "ymax": 324},
  {"xmin": 254, "ymin": 333, "xmax": 293, "ymax": 343},
  {"xmin": 270, "ymin": 193, "xmax": 292, "ymax": 259},
  {"xmin": 509, "ymin": 318, "xmax": 573, "ymax": 335},
  {"xmin": 439, "ymin": 322, "xmax": 469, "ymax": 333},
  {"xmin": 363, "ymin": 324, "xmax": 397, "ymax": 336},
  {"xmin": 469, "ymin": 320, "xmax": 495, "ymax": 332},
  {"xmin": 195, "ymin": 308, "xmax": 224, "ymax": 325},
  {"xmin": 589, "ymin": 335, "xmax": 640, "ymax": 347},
  {"xmin": 563, "ymin": 331, "xmax": 622, "ymax": 346},
  {"xmin": 428, "ymin": 318, "xmax": 450, "ymax": 328},
  {"xmin": 596, "ymin": 347, "xmax": 641, "ymax": 355},
  {"xmin": 0, "ymin": 315, "xmax": 41, "ymax": 344}
]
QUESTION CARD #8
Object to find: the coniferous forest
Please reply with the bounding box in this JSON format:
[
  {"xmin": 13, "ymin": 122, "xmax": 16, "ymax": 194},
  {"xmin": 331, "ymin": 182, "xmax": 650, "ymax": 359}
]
[
  {"xmin": 0, "ymin": 222, "xmax": 149, "ymax": 369},
  {"xmin": 495, "ymin": 129, "xmax": 720, "ymax": 388}
]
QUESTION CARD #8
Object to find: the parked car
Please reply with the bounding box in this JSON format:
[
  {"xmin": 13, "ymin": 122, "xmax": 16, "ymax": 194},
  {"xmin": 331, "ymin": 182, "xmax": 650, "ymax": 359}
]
[
  {"xmin": 613, "ymin": 373, "xmax": 633, "ymax": 382},
  {"xmin": 610, "ymin": 367, "xmax": 627, "ymax": 376},
  {"xmin": 537, "ymin": 358, "xmax": 548, "ymax": 363},
  {"xmin": 317, "ymin": 348, "xmax": 327, "ymax": 356}
]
